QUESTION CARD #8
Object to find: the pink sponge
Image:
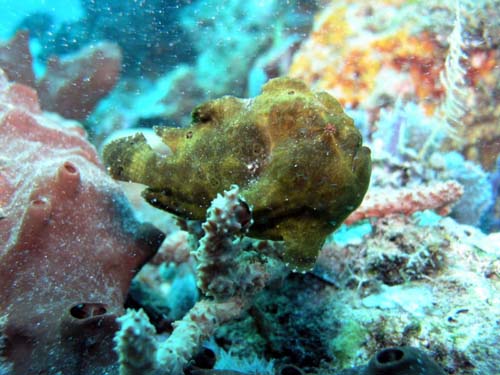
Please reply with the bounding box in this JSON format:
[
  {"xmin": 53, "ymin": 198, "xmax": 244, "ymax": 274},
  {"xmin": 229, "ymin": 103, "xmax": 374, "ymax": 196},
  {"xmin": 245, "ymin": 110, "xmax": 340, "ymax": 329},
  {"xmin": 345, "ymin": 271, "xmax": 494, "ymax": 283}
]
[{"xmin": 0, "ymin": 69, "xmax": 163, "ymax": 375}]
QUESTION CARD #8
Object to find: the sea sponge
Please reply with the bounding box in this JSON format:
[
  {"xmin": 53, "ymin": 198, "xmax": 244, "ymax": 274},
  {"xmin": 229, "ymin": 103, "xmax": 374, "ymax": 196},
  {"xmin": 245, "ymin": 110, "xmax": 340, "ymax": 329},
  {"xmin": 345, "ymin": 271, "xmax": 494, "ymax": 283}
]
[
  {"xmin": 104, "ymin": 77, "xmax": 371, "ymax": 270},
  {"xmin": 0, "ymin": 68, "xmax": 164, "ymax": 375},
  {"xmin": 364, "ymin": 346, "xmax": 446, "ymax": 375}
]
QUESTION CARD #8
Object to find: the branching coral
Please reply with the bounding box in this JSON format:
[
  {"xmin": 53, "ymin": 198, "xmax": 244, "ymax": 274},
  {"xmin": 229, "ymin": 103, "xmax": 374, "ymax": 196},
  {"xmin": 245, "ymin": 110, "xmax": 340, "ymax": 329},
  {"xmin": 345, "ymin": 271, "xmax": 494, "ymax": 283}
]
[
  {"xmin": 194, "ymin": 186, "xmax": 265, "ymax": 299},
  {"xmin": 345, "ymin": 180, "xmax": 464, "ymax": 225},
  {"xmin": 114, "ymin": 309, "xmax": 158, "ymax": 375},
  {"xmin": 114, "ymin": 186, "xmax": 287, "ymax": 375}
]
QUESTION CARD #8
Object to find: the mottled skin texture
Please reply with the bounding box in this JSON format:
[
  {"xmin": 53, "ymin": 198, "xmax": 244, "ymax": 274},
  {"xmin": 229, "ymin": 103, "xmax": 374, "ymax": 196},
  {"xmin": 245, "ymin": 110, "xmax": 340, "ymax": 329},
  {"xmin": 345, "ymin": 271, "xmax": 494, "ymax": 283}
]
[{"xmin": 104, "ymin": 77, "xmax": 371, "ymax": 270}]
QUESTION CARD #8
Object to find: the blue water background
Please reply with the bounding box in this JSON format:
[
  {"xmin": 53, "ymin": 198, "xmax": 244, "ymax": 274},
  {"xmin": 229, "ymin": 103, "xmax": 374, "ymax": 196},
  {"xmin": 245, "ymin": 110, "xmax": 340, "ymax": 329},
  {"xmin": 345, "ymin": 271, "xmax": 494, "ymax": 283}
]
[{"xmin": 0, "ymin": 0, "xmax": 82, "ymax": 39}]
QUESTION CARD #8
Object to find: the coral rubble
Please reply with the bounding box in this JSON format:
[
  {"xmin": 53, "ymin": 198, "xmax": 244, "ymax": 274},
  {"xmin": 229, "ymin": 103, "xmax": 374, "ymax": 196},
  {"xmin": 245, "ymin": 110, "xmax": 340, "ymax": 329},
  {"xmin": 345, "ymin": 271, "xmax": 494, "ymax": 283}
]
[
  {"xmin": 0, "ymin": 69, "xmax": 163, "ymax": 375},
  {"xmin": 0, "ymin": 1, "xmax": 498, "ymax": 374},
  {"xmin": 345, "ymin": 180, "xmax": 463, "ymax": 225},
  {"xmin": 321, "ymin": 217, "xmax": 500, "ymax": 374},
  {"xmin": 213, "ymin": 214, "xmax": 499, "ymax": 374}
]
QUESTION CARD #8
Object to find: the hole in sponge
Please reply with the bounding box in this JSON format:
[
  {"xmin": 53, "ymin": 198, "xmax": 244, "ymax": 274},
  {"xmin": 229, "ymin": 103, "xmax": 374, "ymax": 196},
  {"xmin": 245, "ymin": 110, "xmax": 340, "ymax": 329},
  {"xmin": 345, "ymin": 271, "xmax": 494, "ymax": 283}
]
[
  {"xmin": 280, "ymin": 364, "xmax": 304, "ymax": 375},
  {"xmin": 376, "ymin": 348, "xmax": 405, "ymax": 364},
  {"xmin": 70, "ymin": 303, "xmax": 108, "ymax": 319},
  {"xmin": 31, "ymin": 198, "xmax": 46, "ymax": 206},
  {"xmin": 63, "ymin": 161, "xmax": 78, "ymax": 174}
]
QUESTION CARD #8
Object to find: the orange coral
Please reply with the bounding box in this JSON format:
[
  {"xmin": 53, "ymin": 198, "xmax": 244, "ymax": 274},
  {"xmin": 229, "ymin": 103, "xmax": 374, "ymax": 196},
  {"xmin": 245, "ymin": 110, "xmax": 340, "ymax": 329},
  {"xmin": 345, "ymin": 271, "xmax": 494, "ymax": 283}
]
[
  {"xmin": 466, "ymin": 49, "xmax": 498, "ymax": 87},
  {"xmin": 290, "ymin": 0, "xmax": 500, "ymax": 169},
  {"xmin": 311, "ymin": 5, "xmax": 351, "ymax": 47},
  {"xmin": 290, "ymin": 17, "xmax": 446, "ymax": 112},
  {"xmin": 321, "ymin": 49, "xmax": 380, "ymax": 108},
  {"xmin": 373, "ymin": 31, "xmax": 446, "ymax": 114}
]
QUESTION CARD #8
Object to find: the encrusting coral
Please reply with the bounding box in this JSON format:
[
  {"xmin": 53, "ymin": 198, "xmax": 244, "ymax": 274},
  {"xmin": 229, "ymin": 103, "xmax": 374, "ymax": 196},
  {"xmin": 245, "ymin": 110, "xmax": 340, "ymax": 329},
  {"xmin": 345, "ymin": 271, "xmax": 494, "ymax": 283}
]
[
  {"xmin": 289, "ymin": 0, "xmax": 500, "ymax": 170},
  {"xmin": 104, "ymin": 77, "xmax": 371, "ymax": 270}
]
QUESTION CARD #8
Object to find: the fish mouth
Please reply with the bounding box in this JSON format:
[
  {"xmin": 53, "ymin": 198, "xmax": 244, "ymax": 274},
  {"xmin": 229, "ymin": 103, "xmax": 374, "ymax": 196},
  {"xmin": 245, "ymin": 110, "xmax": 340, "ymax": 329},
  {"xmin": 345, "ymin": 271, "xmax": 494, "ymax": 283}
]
[
  {"xmin": 351, "ymin": 145, "xmax": 372, "ymax": 201},
  {"xmin": 352, "ymin": 145, "xmax": 371, "ymax": 173}
]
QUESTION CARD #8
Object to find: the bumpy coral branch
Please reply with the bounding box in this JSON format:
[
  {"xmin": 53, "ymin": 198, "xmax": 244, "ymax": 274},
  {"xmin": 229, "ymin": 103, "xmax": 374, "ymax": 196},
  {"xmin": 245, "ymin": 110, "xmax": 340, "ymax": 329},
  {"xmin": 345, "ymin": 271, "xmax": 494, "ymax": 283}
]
[
  {"xmin": 156, "ymin": 298, "xmax": 245, "ymax": 375},
  {"xmin": 114, "ymin": 309, "xmax": 158, "ymax": 375},
  {"xmin": 345, "ymin": 180, "xmax": 464, "ymax": 225},
  {"xmin": 114, "ymin": 186, "xmax": 286, "ymax": 375},
  {"xmin": 116, "ymin": 299, "xmax": 244, "ymax": 375},
  {"xmin": 194, "ymin": 185, "xmax": 254, "ymax": 299}
]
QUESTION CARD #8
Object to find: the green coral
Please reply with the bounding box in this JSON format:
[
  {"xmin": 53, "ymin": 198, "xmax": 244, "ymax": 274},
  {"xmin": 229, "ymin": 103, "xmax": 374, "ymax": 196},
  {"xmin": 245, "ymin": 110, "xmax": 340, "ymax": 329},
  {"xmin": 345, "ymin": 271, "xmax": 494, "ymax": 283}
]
[
  {"xmin": 330, "ymin": 320, "xmax": 367, "ymax": 368},
  {"xmin": 103, "ymin": 77, "xmax": 371, "ymax": 270}
]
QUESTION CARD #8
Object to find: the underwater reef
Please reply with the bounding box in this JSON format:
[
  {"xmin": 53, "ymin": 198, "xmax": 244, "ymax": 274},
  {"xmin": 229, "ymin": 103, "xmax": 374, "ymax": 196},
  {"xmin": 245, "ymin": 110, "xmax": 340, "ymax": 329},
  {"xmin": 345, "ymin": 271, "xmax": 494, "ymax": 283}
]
[
  {"xmin": 0, "ymin": 0, "xmax": 499, "ymax": 374},
  {"xmin": 30, "ymin": 0, "xmax": 317, "ymax": 147}
]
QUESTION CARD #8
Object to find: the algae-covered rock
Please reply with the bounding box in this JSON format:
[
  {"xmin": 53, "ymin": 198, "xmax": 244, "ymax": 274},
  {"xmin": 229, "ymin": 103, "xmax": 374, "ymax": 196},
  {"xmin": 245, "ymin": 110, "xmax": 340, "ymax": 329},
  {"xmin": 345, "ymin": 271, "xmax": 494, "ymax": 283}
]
[{"xmin": 103, "ymin": 77, "xmax": 371, "ymax": 270}]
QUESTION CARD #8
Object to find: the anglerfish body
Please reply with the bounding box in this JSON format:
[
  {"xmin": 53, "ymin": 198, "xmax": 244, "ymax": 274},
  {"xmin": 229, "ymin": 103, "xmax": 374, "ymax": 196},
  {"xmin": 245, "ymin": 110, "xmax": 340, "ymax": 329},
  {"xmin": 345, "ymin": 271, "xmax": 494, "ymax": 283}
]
[{"xmin": 103, "ymin": 77, "xmax": 371, "ymax": 270}]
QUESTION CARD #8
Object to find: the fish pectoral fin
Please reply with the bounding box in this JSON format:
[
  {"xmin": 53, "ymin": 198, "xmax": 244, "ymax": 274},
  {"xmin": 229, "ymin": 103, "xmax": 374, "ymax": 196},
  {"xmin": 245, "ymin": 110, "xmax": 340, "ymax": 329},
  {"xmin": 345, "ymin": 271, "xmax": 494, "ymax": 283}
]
[
  {"xmin": 278, "ymin": 217, "xmax": 333, "ymax": 272},
  {"xmin": 142, "ymin": 188, "xmax": 206, "ymax": 220}
]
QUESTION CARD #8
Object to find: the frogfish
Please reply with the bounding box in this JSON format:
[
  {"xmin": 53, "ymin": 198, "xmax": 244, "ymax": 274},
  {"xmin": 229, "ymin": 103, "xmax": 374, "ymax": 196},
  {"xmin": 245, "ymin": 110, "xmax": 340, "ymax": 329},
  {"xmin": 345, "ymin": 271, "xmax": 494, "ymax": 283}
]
[{"xmin": 103, "ymin": 77, "xmax": 371, "ymax": 270}]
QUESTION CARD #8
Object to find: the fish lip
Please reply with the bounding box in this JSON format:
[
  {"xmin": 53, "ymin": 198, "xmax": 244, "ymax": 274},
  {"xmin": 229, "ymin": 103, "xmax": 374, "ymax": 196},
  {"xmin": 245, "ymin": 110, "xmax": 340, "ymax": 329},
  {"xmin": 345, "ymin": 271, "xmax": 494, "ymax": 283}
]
[{"xmin": 352, "ymin": 145, "xmax": 371, "ymax": 174}]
